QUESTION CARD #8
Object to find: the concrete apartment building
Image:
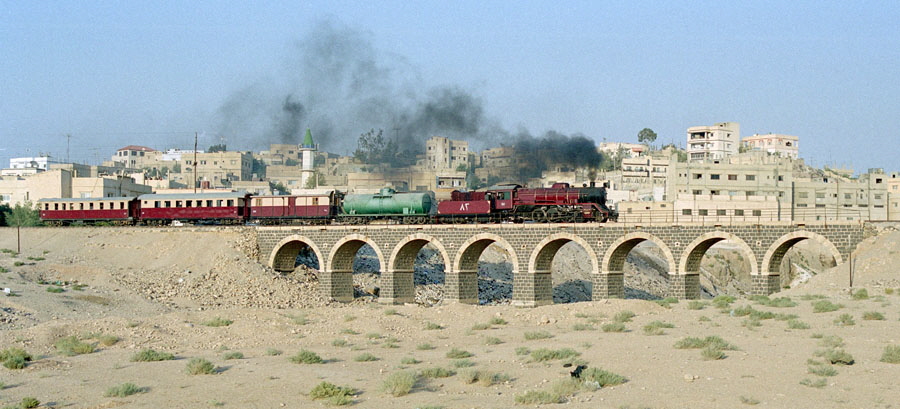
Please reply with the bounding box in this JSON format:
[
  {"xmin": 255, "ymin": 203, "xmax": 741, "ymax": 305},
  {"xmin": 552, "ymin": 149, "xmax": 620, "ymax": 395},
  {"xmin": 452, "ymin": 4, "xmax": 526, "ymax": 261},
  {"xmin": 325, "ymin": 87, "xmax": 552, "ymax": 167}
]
[
  {"xmin": 425, "ymin": 136, "xmax": 469, "ymax": 171},
  {"xmin": 687, "ymin": 122, "xmax": 740, "ymax": 162},
  {"xmin": 887, "ymin": 172, "xmax": 900, "ymax": 220},
  {"xmin": 617, "ymin": 193, "xmax": 780, "ymax": 223},
  {"xmin": 742, "ymin": 133, "xmax": 799, "ymax": 159},
  {"xmin": 665, "ymin": 151, "xmax": 888, "ymax": 221},
  {"xmin": 0, "ymin": 169, "xmax": 151, "ymax": 207},
  {"xmin": 111, "ymin": 145, "xmax": 157, "ymax": 168}
]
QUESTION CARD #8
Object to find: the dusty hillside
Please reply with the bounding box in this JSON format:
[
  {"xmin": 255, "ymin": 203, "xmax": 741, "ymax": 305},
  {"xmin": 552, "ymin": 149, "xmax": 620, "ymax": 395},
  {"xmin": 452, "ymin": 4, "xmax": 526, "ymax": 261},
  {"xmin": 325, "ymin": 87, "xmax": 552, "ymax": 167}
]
[{"xmin": 0, "ymin": 226, "xmax": 899, "ymax": 409}]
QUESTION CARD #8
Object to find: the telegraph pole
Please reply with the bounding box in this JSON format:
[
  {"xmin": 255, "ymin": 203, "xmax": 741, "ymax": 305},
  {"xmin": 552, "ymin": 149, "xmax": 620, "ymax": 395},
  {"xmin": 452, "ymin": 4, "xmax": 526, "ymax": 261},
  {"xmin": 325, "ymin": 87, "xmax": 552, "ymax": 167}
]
[
  {"xmin": 193, "ymin": 132, "xmax": 198, "ymax": 193},
  {"xmin": 65, "ymin": 134, "xmax": 72, "ymax": 163}
]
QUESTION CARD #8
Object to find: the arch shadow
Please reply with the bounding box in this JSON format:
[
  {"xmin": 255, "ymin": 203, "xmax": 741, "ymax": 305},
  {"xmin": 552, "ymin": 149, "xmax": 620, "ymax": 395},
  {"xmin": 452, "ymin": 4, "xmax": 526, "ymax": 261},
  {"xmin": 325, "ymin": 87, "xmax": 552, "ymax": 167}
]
[
  {"xmin": 268, "ymin": 235, "xmax": 324, "ymax": 272},
  {"xmin": 762, "ymin": 231, "xmax": 843, "ymax": 274}
]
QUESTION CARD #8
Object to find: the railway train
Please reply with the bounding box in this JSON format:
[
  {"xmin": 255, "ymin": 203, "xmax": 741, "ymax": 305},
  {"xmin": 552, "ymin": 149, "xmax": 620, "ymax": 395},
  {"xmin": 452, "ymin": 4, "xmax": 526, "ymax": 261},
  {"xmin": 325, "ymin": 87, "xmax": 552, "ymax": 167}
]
[{"xmin": 37, "ymin": 183, "xmax": 616, "ymax": 226}]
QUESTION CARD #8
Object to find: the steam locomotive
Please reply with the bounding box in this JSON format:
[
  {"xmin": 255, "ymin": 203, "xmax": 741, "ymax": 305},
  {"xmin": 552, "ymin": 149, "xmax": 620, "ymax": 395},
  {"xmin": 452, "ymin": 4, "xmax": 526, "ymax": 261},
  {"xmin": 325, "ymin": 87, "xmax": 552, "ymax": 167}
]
[{"xmin": 38, "ymin": 183, "xmax": 616, "ymax": 225}]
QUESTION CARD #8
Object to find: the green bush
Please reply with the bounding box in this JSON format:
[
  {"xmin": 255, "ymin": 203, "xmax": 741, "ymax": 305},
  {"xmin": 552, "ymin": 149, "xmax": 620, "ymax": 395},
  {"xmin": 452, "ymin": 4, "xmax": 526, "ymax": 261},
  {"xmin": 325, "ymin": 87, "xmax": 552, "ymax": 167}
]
[
  {"xmin": 523, "ymin": 331, "xmax": 553, "ymax": 340},
  {"xmin": 851, "ymin": 289, "xmax": 869, "ymax": 300},
  {"xmin": 382, "ymin": 371, "xmax": 418, "ymax": 396},
  {"xmin": 601, "ymin": 322, "xmax": 626, "ymax": 333},
  {"xmin": 202, "ymin": 317, "xmax": 233, "ymax": 327},
  {"xmin": 353, "ymin": 353, "xmax": 379, "ymax": 362},
  {"xmin": 185, "ymin": 358, "xmax": 216, "ymax": 375},
  {"xmin": 862, "ymin": 311, "xmax": 885, "ymax": 320},
  {"xmin": 0, "ymin": 348, "xmax": 32, "ymax": 369},
  {"xmin": 424, "ymin": 322, "xmax": 443, "ymax": 330},
  {"xmin": 105, "ymin": 382, "xmax": 144, "ymax": 397},
  {"xmin": 572, "ymin": 323, "xmax": 594, "ymax": 331},
  {"xmin": 812, "ymin": 300, "xmax": 842, "ymax": 313},
  {"xmin": 687, "ymin": 301, "xmax": 707, "ymax": 310},
  {"xmin": 452, "ymin": 359, "xmax": 475, "ymax": 368},
  {"xmin": 800, "ymin": 378, "xmax": 827, "ymax": 388},
  {"xmin": 807, "ymin": 364, "xmax": 838, "ymax": 377},
  {"xmin": 701, "ymin": 346, "xmax": 726, "ymax": 360},
  {"xmin": 461, "ymin": 370, "xmax": 510, "ymax": 386},
  {"xmin": 655, "ymin": 297, "xmax": 679, "ymax": 308},
  {"xmin": 470, "ymin": 323, "xmax": 491, "ymax": 331},
  {"xmin": 880, "ymin": 345, "xmax": 900, "ymax": 364},
  {"xmin": 515, "ymin": 390, "xmax": 562, "ymax": 405},
  {"xmin": 580, "ymin": 367, "xmax": 627, "ymax": 386},
  {"xmin": 309, "ymin": 381, "xmax": 356, "ymax": 406},
  {"xmin": 290, "ymin": 349, "xmax": 323, "ymax": 364},
  {"xmin": 642, "ymin": 321, "xmax": 674, "ymax": 336},
  {"xmin": 822, "ymin": 349, "xmax": 854, "ymax": 365},
  {"xmin": 445, "ymin": 348, "xmax": 473, "ymax": 359},
  {"xmin": 515, "ymin": 347, "xmax": 530, "ymax": 356},
  {"xmin": 818, "ymin": 335, "xmax": 844, "ymax": 348},
  {"xmin": 223, "ymin": 351, "xmax": 243, "ymax": 360},
  {"xmin": 130, "ymin": 349, "xmax": 175, "ymax": 362},
  {"xmin": 331, "ymin": 339, "xmax": 348, "ymax": 347},
  {"xmin": 46, "ymin": 287, "xmax": 64, "ymax": 293},
  {"xmin": 489, "ymin": 317, "xmax": 508, "ymax": 325},
  {"xmin": 416, "ymin": 343, "xmax": 435, "ymax": 350},
  {"xmin": 55, "ymin": 336, "xmax": 95, "ymax": 356},
  {"xmin": 485, "ymin": 336, "xmax": 503, "ymax": 345},
  {"xmin": 530, "ymin": 348, "xmax": 580, "ymax": 362},
  {"xmin": 674, "ymin": 336, "xmax": 738, "ymax": 350},
  {"xmin": 833, "ymin": 314, "xmax": 855, "ymax": 326},
  {"xmin": 712, "ymin": 295, "xmax": 736, "ymax": 308},
  {"xmin": 265, "ymin": 348, "xmax": 283, "ymax": 356},
  {"xmin": 18, "ymin": 397, "xmax": 40, "ymax": 409},
  {"xmin": 400, "ymin": 357, "xmax": 420, "ymax": 365},
  {"xmin": 96, "ymin": 334, "xmax": 119, "ymax": 347},
  {"xmin": 419, "ymin": 367, "xmax": 454, "ymax": 378},
  {"xmin": 613, "ymin": 311, "xmax": 636, "ymax": 322},
  {"xmin": 787, "ymin": 319, "xmax": 811, "ymax": 329}
]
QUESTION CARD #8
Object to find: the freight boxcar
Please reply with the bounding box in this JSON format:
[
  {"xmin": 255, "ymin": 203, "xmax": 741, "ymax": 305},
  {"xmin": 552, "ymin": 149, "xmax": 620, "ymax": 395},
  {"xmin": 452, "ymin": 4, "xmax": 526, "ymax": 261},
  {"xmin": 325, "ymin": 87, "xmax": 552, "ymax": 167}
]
[
  {"xmin": 38, "ymin": 197, "xmax": 139, "ymax": 225},
  {"xmin": 137, "ymin": 192, "xmax": 250, "ymax": 224}
]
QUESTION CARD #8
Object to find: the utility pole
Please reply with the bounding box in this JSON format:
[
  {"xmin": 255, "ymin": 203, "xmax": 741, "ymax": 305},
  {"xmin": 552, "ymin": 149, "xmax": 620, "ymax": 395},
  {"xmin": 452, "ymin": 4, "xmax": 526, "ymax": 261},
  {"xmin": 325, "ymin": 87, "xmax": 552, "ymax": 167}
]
[{"xmin": 193, "ymin": 132, "xmax": 198, "ymax": 193}]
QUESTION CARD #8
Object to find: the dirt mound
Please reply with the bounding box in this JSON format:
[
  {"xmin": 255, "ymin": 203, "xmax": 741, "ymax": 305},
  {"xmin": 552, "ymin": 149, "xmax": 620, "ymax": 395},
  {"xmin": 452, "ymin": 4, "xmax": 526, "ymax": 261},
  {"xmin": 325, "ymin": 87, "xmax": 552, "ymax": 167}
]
[{"xmin": 0, "ymin": 227, "xmax": 325, "ymax": 313}]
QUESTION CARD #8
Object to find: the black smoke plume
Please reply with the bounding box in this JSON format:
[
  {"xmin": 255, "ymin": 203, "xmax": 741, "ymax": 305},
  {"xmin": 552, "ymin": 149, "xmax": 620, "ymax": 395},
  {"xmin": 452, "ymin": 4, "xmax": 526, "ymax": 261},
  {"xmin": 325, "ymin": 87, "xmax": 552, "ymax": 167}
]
[
  {"xmin": 512, "ymin": 131, "xmax": 604, "ymax": 180},
  {"xmin": 277, "ymin": 95, "xmax": 306, "ymax": 144}
]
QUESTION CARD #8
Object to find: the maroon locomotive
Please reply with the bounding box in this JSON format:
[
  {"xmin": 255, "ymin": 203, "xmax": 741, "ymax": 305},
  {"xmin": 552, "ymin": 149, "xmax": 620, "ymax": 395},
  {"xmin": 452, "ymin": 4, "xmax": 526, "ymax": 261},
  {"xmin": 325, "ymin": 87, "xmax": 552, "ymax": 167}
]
[{"xmin": 437, "ymin": 183, "xmax": 615, "ymax": 223}]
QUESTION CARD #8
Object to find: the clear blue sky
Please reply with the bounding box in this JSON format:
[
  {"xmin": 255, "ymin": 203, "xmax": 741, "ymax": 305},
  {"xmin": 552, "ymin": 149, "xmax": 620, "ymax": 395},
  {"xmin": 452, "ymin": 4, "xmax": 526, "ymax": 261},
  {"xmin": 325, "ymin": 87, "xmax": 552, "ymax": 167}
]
[{"xmin": 2, "ymin": 1, "xmax": 898, "ymax": 173}]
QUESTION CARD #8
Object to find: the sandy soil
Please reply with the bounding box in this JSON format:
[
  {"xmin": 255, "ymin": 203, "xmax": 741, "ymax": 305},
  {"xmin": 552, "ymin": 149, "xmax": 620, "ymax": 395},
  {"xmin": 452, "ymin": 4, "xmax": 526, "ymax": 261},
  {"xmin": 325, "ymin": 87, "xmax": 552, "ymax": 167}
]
[{"xmin": 1, "ymin": 226, "xmax": 899, "ymax": 409}]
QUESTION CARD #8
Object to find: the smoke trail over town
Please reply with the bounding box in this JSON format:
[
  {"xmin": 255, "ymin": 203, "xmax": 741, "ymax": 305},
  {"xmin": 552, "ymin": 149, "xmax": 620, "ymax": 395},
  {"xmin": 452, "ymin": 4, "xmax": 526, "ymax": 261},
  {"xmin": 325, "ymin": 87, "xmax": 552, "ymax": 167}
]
[{"xmin": 212, "ymin": 19, "xmax": 604, "ymax": 169}]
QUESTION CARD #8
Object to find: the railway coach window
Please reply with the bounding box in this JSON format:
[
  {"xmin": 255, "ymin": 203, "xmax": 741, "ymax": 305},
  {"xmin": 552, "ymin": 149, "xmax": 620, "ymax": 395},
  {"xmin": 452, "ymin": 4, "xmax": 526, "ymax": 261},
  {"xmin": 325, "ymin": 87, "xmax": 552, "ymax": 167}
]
[
  {"xmin": 89, "ymin": 203, "xmax": 94, "ymax": 210},
  {"xmin": 227, "ymin": 200, "xmax": 234, "ymax": 207},
  {"xmin": 80, "ymin": 203, "xmax": 84, "ymax": 210},
  {"xmin": 164, "ymin": 201, "xmax": 171, "ymax": 208},
  {"xmin": 99, "ymin": 203, "xmax": 104, "ymax": 210},
  {"xmin": 186, "ymin": 201, "xmax": 192, "ymax": 208},
  {"xmin": 206, "ymin": 200, "xmax": 213, "ymax": 207},
  {"xmin": 216, "ymin": 200, "xmax": 223, "ymax": 207},
  {"xmin": 176, "ymin": 201, "xmax": 183, "ymax": 208}
]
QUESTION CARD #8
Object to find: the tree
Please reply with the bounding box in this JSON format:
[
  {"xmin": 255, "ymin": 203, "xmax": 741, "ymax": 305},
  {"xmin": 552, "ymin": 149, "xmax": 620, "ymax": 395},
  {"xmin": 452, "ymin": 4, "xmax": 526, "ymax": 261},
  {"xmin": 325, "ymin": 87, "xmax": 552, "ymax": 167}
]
[
  {"xmin": 637, "ymin": 128, "xmax": 658, "ymax": 144},
  {"xmin": 269, "ymin": 181, "xmax": 289, "ymax": 195},
  {"xmin": 3, "ymin": 201, "xmax": 41, "ymax": 253},
  {"xmin": 207, "ymin": 144, "xmax": 227, "ymax": 153},
  {"xmin": 353, "ymin": 129, "xmax": 398, "ymax": 165},
  {"xmin": 304, "ymin": 172, "xmax": 326, "ymax": 189},
  {"xmin": 285, "ymin": 158, "xmax": 299, "ymax": 167}
]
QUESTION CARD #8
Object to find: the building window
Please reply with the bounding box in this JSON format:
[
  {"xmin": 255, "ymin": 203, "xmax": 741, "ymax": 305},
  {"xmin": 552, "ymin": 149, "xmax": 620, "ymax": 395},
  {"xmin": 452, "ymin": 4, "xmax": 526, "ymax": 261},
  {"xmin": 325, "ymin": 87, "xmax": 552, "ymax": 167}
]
[
  {"xmin": 746, "ymin": 175, "xmax": 756, "ymax": 181},
  {"xmin": 875, "ymin": 194, "xmax": 883, "ymax": 200},
  {"xmin": 682, "ymin": 209, "xmax": 692, "ymax": 215},
  {"xmin": 752, "ymin": 210, "xmax": 762, "ymax": 216},
  {"xmin": 728, "ymin": 174, "xmax": 737, "ymax": 181},
  {"xmin": 692, "ymin": 190, "xmax": 702, "ymax": 195},
  {"xmin": 699, "ymin": 209, "xmax": 708, "ymax": 216},
  {"xmin": 710, "ymin": 190, "xmax": 719, "ymax": 195},
  {"xmin": 710, "ymin": 174, "xmax": 720, "ymax": 180},
  {"xmin": 735, "ymin": 209, "xmax": 744, "ymax": 216},
  {"xmin": 693, "ymin": 173, "xmax": 703, "ymax": 179},
  {"xmin": 778, "ymin": 176, "xmax": 784, "ymax": 181},
  {"xmin": 717, "ymin": 209, "xmax": 726, "ymax": 216},
  {"xmin": 816, "ymin": 192, "xmax": 825, "ymax": 199},
  {"xmin": 798, "ymin": 192, "xmax": 808, "ymax": 198},
  {"xmin": 816, "ymin": 204, "xmax": 825, "ymax": 208},
  {"xmin": 797, "ymin": 204, "xmax": 808, "ymax": 207}
]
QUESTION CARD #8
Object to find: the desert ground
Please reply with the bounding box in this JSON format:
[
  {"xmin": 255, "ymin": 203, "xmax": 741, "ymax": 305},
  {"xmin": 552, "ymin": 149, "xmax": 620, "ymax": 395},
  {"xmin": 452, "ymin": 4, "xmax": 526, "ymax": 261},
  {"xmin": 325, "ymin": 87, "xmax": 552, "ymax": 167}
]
[{"xmin": 1, "ymin": 226, "xmax": 899, "ymax": 409}]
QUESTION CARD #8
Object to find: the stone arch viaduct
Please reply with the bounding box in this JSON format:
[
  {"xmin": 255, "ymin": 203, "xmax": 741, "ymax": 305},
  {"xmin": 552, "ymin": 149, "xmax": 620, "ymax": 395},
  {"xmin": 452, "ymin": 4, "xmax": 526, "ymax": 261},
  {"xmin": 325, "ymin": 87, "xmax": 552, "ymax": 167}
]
[{"xmin": 255, "ymin": 222, "xmax": 866, "ymax": 306}]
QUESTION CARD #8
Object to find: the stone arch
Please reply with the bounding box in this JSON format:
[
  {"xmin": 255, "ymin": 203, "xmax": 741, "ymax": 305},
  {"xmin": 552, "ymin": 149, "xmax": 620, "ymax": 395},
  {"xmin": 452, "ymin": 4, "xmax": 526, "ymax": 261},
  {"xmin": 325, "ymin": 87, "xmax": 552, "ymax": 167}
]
[
  {"xmin": 528, "ymin": 232, "xmax": 598, "ymax": 274},
  {"xmin": 388, "ymin": 233, "xmax": 451, "ymax": 272},
  {"xmin": 602, "ymin": 232, "xmax": 675, "ymax": 274},
  {"xmin": 678, "ymin": 231, "xmax": 758, "ymax": 275},
  {"xmin": 328, "ymin": 233, "xmax": 386, "ymax": 273},
  {"xmin": 268, "ymin": 235, "xmax": 324, "ymax": 272},
  {"xmin": 453, "ymin": 233, "xmax": 519, "ymax": 274},
  {"xmin": 762, "ymin": 230, "xmax": 843, "ymax": 274}
]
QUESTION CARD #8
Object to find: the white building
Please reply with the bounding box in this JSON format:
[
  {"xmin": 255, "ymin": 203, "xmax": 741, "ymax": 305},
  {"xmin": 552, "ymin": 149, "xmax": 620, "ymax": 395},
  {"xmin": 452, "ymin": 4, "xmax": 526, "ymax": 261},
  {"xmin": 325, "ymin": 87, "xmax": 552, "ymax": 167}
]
[
  {"xmin": 686, "ymin": 122, "xmax": 740, "ymax": 162},
  {"xmin": 425, "ymin": 136, "xmax": 469, "ymax": 171},
  {"xmin": 10, "ymin": 156, "xmax": 51, "ymax": 170},
  {"xmin": 741, "ymin": 133, "xmax": 799, "ymax": 159}
]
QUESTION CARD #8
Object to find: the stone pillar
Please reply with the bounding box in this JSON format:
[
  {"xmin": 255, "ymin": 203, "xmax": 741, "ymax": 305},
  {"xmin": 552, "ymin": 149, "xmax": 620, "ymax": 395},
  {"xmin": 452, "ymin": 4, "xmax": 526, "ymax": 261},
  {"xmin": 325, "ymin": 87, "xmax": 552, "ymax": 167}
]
[
  {"xmin": 592, "ymin": 272, "xmax": 624, "ymax": 299},
  {"xmin": 512, "ymin": 271, "xmax": 553, "ymax": 307},
  {"xmin": 379, "ymin": 269, "xmax": 415, "ymax": 304},
  {"xmin": 751, "ymin": 274, "xmax": 781, "ymax": 296},
  {"xmin": 669, "ymin": 273, "xmax": 700, "ymax": 299},
  {"xmin": 445, "ymin": 270, "xmax": 478, "ymax": 304},
  {"xmin": 320, "ymin": 270, "xmax": 353, "ymax": 302}
]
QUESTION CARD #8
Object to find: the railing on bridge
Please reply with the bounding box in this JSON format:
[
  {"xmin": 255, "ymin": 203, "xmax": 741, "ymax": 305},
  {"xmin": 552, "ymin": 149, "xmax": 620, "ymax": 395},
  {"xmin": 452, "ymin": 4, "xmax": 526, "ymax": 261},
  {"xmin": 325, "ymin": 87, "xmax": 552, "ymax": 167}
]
[{"xmin": 615, "ymin": 207, "xmax": 868, "ymax": 226}]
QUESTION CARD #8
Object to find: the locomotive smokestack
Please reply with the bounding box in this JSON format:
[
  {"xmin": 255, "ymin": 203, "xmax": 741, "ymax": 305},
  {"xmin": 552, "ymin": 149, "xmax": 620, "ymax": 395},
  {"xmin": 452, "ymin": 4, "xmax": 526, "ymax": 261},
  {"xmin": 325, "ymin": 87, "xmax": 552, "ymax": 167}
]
[{"xmin": 590, "ymin": 181, "xmax": 595, "ymax": 188}]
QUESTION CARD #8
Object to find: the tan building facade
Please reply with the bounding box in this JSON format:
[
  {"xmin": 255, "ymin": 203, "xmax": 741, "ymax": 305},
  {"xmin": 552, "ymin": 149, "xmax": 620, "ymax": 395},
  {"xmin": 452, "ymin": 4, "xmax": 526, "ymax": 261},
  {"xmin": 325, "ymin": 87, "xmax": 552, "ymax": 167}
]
[
  {"xmin": 0, "ymin": 169, "xmax": 150, "ymax": 207},
  {"xmin": 742, "ymin": 133, "xmax": 799, "ymax": 159},
  {"xmin": 425, "ymin": 136, "xmax": 468, "ymax": 171},
  {"xmin": 687, "ymin": 122, "xmax": 740, "ymax": 162}
]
